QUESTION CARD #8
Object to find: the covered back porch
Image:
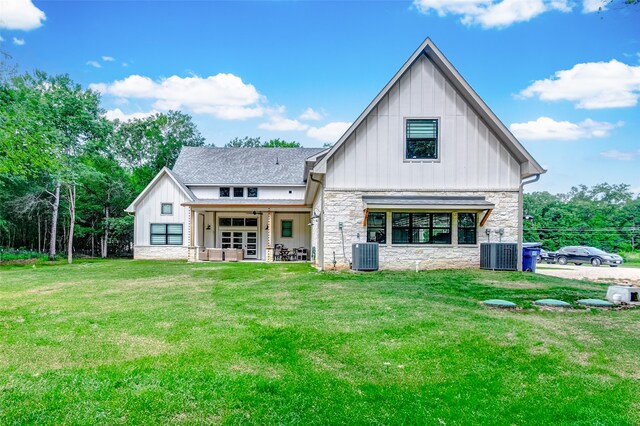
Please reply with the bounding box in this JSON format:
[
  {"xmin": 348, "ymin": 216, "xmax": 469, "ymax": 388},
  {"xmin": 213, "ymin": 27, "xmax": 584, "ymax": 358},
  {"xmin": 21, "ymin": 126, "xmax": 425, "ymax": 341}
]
[{"xmin": 186, "ymin": 202, "xmax": 312, "ymax": 262}]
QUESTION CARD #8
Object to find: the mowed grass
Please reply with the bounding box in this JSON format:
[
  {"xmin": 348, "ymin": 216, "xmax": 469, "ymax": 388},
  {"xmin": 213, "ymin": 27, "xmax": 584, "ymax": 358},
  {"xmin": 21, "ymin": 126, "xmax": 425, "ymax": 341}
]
[{"xmin": 1, "ymin": 260, "xmax": 639, "ymax": 425}]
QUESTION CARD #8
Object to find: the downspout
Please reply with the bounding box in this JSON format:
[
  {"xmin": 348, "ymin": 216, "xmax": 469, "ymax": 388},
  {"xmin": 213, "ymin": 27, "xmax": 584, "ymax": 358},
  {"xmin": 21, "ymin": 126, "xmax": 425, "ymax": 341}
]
[
  {"xmin": 519, "ymin": 174, "xmax": 541, "ymax": 270},
  {"xmin": 309, "ymin": 172, "xmax": 324, "ymax": 270}
]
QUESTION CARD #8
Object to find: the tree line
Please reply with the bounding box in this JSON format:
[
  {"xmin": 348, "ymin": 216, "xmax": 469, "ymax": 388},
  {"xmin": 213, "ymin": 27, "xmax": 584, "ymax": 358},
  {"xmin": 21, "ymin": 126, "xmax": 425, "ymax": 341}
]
[
  {"xmin": 524, "ymin": 183, "xmax": 640, "ymax": 253},
  {"xmin": 0, "ymin": 67, "xmax": 300, "ymax": 262}
]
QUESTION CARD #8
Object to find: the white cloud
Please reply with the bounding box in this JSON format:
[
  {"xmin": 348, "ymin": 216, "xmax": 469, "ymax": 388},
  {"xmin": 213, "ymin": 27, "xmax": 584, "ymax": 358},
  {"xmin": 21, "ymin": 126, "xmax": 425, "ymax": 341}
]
[
  {"xmin": 519, "ymin": 60, "xmax": 640, "ymax": 109},
  {"xmin": 509, "ymin": 116, "xmax": 622, "ymax": 141},
  {"xmin": 412, "ymin": 0, "xmax": 570, "ymax": 29},
  {"xmin": 104, "ymin": 108, "xmax": 159, "ymax": 122},
  {"xmin": 582, "ymin": 0, "xmax": 605, "ymax": 12},
  {"xmin": 12, "ymin": 37, "xmax": 25, "ymax": 46},
  {"xmin": 259, "ymin": 107, "xmax": 309, "ymax": 131},
  {"xmin": 299, "ymin": 107, "xmax": 324, "ymax": 121},
  {"xmin": 600, "ymin": 149, "xmax": 640, "ymax": 161},
  {"xmin": 259, "ymin": 117, "xmax": 309, "ymax": 132},
  {"xmin": 86, "ymin": 60, "xmax": 102, "ymax": 69},
  {"xmin": 0, "ymin": 0, "xmax": 46, "ymax": 30},
  {"xmin": 307, "ymin": 122, "xmax": 352, "ymax": 143},
  {"xmin": 101, "ymin": 56, "xmax": 115, "ymax": 62},
  {"xmin": 122, "ymin": 62, "xmax": 128, "ymax": 67},
  {"xmin": 0, "ymin": 35, "xmax": 4, "ymax": 42},
  {"xmin": 90, "ymin": 73, "xmax": 264, "ymax": 120}
]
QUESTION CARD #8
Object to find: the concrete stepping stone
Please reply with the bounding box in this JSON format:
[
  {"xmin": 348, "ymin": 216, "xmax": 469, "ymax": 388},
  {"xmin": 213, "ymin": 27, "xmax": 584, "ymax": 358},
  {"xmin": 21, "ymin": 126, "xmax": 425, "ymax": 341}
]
[
  {"xmin": 577, "ymin": 298, "xmax": 614, "ymax": 308},
  {"xmin": 534, "ymin": 299, "xmax": 571, "ymax": 308},
  {"xmin": 482, "ymin": 299, "xmax": 517, "ymax": 308}
]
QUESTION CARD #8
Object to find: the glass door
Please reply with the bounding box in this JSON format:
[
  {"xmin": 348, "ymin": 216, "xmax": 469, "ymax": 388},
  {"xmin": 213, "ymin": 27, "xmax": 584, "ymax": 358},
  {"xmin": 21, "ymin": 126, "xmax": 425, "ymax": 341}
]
[
  {"xmin": 232, "ymin": 232, "xmax": 243, "ymax": 250},
  {"xmin": 245, "ymin": 231, "xmax": 258, "ymax": 259}
]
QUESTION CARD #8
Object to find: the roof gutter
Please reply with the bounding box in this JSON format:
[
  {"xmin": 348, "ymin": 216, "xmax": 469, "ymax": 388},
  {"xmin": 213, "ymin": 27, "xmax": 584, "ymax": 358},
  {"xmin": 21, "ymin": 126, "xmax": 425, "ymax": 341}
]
[{"xmin": 521, "ymin": 174, "xmax": 541, "ymax": 188}]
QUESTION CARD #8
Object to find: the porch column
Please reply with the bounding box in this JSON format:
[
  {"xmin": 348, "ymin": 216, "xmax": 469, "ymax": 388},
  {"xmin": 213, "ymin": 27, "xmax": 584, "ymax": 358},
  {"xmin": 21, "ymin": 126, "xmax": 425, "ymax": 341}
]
[
  {"xmin": 194, "ymin": 210, "xmax": 200, "ymax": 247},
  {"xmin": 266, "ymin": 211, "xmax": 274, "ymax": 262}
]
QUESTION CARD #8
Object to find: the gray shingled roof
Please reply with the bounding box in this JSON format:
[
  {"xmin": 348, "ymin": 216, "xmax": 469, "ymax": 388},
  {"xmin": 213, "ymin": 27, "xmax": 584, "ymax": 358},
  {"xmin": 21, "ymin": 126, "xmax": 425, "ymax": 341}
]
[{"xmin": 172, "ymin": 147, "xmax": 326, "ymax": 185}]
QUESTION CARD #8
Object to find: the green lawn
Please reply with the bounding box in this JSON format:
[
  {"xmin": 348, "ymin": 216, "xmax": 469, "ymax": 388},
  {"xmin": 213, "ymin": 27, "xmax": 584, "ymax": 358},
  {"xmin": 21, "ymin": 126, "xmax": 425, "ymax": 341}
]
[{"xmin": 1, "ymin": 260, "xmax": 638, "ymax": 425}]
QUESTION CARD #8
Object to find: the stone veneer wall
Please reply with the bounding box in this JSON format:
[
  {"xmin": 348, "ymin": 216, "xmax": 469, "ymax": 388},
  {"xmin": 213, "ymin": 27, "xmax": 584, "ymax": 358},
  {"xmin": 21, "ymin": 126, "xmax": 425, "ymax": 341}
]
[
  {"xmin": 134, "ymin": 246, "xmax": 189, "ymax": 260},
  {"xmin": 321, "ymin": 189, "xmax": 520, "ymax": 270}
]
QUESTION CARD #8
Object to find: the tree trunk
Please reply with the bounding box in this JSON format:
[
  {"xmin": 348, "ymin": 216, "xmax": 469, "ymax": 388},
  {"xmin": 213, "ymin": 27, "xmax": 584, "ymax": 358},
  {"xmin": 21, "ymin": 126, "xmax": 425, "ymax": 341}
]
[
  {"xmin": 101, "ymin": 205, "xmax": 109, "ymax": 258},
  {"xmin": 48, "ymin": 181, "xmax": 60, "ymax": 261},
  {"xmin": 91, "ymin": 219, "xmax": 95, "ymax": 258},
  {"xmin": 67, "ymin": 183, "xmax": 76, "ymax": 264}
]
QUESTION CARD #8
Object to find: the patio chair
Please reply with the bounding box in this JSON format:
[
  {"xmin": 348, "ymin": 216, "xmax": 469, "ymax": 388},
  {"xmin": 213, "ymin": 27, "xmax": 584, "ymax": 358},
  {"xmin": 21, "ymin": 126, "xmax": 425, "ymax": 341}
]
[
  {"xmin": 198, "ymin": 248, "xmax": 209, "ymax": 261},
  {"xmin": 295, "ymin": 247, "xmax": 308, "ymax": 261},
  {"xmin": 208, "ymin": 248, "xmax": 224, "ymax": 261}
]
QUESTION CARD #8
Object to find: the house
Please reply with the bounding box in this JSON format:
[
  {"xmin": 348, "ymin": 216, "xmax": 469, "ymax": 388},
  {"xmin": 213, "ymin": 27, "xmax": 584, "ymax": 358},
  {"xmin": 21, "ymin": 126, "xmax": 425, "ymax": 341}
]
[{"xmin": 125, "ymin": 38, "xmax": 545, "ymax": 270}]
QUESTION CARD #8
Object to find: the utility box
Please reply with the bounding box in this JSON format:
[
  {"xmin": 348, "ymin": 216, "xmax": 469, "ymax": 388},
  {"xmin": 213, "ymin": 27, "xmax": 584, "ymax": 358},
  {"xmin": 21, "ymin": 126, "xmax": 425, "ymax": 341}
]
[
  {"xmin": 480, "ymin": 243, "xmax": 518, "ymax": 271},
  {"xmin": 352, "ymin": 243, "xmax": 379, "ymax": 271}
]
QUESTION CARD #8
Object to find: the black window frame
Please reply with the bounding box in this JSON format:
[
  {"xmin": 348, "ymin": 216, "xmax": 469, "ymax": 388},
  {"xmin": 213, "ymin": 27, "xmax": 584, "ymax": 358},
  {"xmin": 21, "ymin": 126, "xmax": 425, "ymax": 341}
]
[
  {"xmin": 150, "ymin": 223, "xmax": 183, "ymax": 245},
  {"xmin": 281, "ymin": 220, "xmax": 293, "ymax": 238},
  {"xmin": 160, "ymin": 203, "xmax": 173, "ymax": 215},
  {"xmin": 405, "ymin": 118, "xmax": 439, "ymax": 160},
  {"xmin": 366, "ymin": 212, "xmax": 387, "ymax": 244},
  {"xmin": 247, "ymin": 187, "xmax": 258, "ymax": 198},
  {"xmin": 457, "ymin": 213, "xmax": 477, "ymax": 245},
  {"xmin": 233, "ymin": 187, "xmax": 244, "ymax": 198},
  {"xmin": 391, "ymin": 212, "xmax": 451, "ymax": 245},
  {"xmin": 220, "ymin": 187, "xmax": 230, "ymax": 198}
]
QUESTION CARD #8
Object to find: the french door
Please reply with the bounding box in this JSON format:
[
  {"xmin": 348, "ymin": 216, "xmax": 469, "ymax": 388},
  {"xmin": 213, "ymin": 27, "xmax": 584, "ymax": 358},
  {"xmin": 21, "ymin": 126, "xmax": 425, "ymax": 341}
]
[{"xmin": 220, "ymin": 231, "xmax": 258, "ymax": 259}]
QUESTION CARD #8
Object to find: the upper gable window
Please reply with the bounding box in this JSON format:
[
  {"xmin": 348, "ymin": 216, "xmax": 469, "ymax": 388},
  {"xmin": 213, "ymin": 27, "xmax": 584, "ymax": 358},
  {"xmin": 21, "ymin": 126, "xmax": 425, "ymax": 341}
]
[
  {"xmin": 247, "ymin": 187, "xmax": 258, "ymax": 198},
  {"xmin": 233, "ymin": 187, "xmax": 244, "ymax": 198},
  {"xmin": 406, "ymin": 119, "xmax": 438, "ymax": 160},
  {"xmin": 161, "ymin": 203, "xmax": 173, "ymax": 215},
  {"xmin": 220, "ymin": 187, "xmax": 230, "ymax": 198}
]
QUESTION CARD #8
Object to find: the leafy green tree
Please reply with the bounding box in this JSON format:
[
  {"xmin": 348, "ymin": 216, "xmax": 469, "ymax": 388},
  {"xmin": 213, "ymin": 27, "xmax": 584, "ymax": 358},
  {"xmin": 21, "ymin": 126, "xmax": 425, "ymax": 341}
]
[
  {"xmin": 112, "ymin": 110, "xmax": 206, "ymax": 174},
  {"xmin": 225, "ymin": 136, "xmax": 262, "ymax": 148},
  {"xmin": 262, "ymin": 138, "xmax": 301, "ymax": 148}
]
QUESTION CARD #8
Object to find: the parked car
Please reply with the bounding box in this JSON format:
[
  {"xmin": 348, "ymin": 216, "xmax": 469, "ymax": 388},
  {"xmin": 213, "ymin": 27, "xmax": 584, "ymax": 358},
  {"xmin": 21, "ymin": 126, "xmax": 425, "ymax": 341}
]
[
  {"xmin": 555, "ymin": 246, "xmax": 624, "ymax": 267},
  {"xmin": 536, "ymin": 249, "xmax": 557, "ymax": 264}
]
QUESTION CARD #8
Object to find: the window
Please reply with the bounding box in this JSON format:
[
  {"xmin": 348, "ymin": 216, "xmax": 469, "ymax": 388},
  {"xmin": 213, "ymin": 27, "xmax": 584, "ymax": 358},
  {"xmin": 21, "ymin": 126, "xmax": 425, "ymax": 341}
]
[
  {"xmin": 161, "ymin": 203, "xmax": 173, "ymax": 215},
  {"xmin": 281, "ymin": 220, "xmax": 293, "ymax": 238},
  {"xmin": 458, "ymin": 213, "xmax": 477, "ymax": 245},
  {"xmin": 150, "ymin": 224, "xmax": 183, "ymax": 245},
  {"xmin": 247, "ymin": 187, "xmax": 258, "ymax": 198},
  {"xmin": 406, "ymin": 119, "xmax": 438, "ymax": 160},
  {"xmin": 391, "ymin": 212, "xmax": 451, "ymax": 244},
  {"xmin": 366, "ymin": 212, "xmax": 386, "ymax": 244},
  {"xmin": 218, "ymin": 217, "xmax": 258, "ymax": 227},
  {"xmin": 234, "ymin": 187, "xmax": 244, "ymax": 198},
  {"xmin": 220, "ymin": 187, "xmax": 230, "ymax": 198}
]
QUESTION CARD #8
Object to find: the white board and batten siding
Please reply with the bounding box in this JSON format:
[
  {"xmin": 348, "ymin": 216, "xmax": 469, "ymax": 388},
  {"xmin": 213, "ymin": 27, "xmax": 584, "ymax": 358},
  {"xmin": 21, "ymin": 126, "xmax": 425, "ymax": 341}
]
[
  {"xmin": 325, "ymin": 54, "xmax": 521, "ymax": 191},
  {"xmin": 134, "ymin": 173, "xmax": 190, "ymax": 247},
  {"xmin": 189, "ymin": 186, "xmax": 306, "ymax": 200}
]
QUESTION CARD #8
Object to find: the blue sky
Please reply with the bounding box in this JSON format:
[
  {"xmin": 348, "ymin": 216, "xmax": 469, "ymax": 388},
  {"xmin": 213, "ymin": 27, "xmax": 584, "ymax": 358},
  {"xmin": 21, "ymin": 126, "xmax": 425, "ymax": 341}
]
[{"xmin": 1, "ymin": 0, "xmax": 639, "ymax": 194}]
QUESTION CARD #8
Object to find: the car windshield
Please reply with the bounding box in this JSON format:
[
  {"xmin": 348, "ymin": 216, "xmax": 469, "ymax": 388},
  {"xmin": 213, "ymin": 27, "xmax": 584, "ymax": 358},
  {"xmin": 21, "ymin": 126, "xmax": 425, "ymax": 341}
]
[{"xmin": 586, "ymin": 247, "xmax": 608, "ymax": 255}]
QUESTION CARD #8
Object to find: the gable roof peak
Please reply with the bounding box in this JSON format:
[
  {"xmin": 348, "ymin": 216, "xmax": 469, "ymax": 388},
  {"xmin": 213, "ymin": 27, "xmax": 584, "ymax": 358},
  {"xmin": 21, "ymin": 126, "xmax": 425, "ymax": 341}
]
[{"xmin": 313, "ymin": 36, "xmax": 544, "ymax": 179}]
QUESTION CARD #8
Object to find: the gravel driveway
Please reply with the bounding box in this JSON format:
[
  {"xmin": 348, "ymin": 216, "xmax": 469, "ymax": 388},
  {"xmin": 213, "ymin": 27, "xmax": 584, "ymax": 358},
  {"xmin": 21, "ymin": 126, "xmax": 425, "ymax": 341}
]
[{"xmin": 536, "ymin": 263, "xmax": 640, "ymax": 284}]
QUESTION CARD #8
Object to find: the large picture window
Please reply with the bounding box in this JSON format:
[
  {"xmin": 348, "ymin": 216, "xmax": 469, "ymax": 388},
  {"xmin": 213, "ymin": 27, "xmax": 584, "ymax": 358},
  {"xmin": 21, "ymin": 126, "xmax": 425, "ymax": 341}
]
[
  {"xmin": 406, "ymin": 119, "xmax": 438, "ymax": 160},
  {"xmin": 458, "ymin": 213, "xmax": 477, "ymax": 245},
  {"xmin": 150, "ymin": 224, "xmax": 183, "ymax": 245},
  {"xmin": 366, "ymin": 212, "xmax": 386, "ymax": 244},
  {"xmin": 392, "ymin": 212, "xmax": 451, "ymax": 244}
]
